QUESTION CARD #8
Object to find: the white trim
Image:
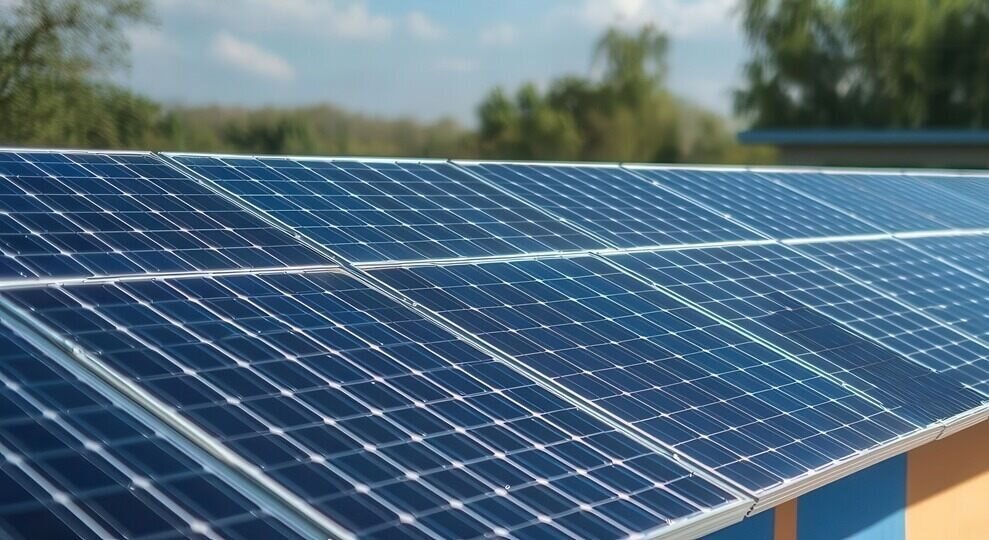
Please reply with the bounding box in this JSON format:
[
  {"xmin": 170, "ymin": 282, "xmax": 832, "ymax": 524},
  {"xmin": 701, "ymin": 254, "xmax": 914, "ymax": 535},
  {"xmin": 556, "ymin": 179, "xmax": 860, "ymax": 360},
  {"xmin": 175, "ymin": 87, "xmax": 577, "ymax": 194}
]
[
  {"xmin": 749, "ymin": 426, "xmax": 940, "ymax": 513},
  {"xmin": 621, "ymin": 161, "xmax": 989, "ymax": 178},
  {"xmin": 939, "ymin": 404, "xmax": 989, "ymax": 439},
  {"xmin": 0, "ymin": 146, "xmax": 153, "ymax": 155},
  {"xmin": 651, "ymin": 498, "xmax": 754, "ymax": 540},
  {"xmin": 452, "ymin": 158, "xmax": 625, "ymax": 168},
  {"xmin": 594, "ymin": 239, "xmax": 780, "ymax": 256},
  {"xmin": 349, "ymin": 229, "xmax": 989, "ymax": 271},
  {"xmin": 162, "ymin": 151, "xmax": 448, "ymax": 164},
  {"xmin": 0, "ymin": 264, "xmax": 344, "ymax": 291}
]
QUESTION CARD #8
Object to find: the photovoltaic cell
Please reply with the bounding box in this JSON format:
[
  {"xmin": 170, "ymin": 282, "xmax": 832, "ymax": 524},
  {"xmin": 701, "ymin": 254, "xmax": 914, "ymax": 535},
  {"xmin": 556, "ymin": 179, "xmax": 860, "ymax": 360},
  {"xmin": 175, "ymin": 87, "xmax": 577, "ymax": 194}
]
[
  {"xmin": 793, "ymin": 240, "xmax": 989, "ymax": 394},
  {"xmin": 0, "ymin": 151, "xmax": 332, "ymax": 281},
  {"xmin": 372, "ymin": 256, "xmax": 916, "ymax": 492},
  {"xmin": 168, "ymin": 155, "xmax": 604, "ymax": 263},
  {"xmin": 608, "ymin": 245, "xmax": 984, "ymax": 425},
  {"xmin": 0, "ymin": 323, "xmax": 303, "ymax": 540},
  {"xmin": 626, "ymin": 167, "xmax": 883, "ymax": 239},
  {"xmin": 925, "ymin": 176, "xmax": 989, "ymax": 207},
  {"xmin": 771, "ymin": 172, "xmax": 989, "ymax": 232},
  {"xmin": 459, "ymin": 163, "xmax": 763, "ymax": 248},
  {"xmin": 900, "ymin": 174, "xmax": 989, "ymax": 227},
  {"xmin": 3, "ymin": 271, "xmax": 736, "ymax": 539},
  {"xmin": 909, "ymin": 234, "xmax": 989, "ymax": 278}
]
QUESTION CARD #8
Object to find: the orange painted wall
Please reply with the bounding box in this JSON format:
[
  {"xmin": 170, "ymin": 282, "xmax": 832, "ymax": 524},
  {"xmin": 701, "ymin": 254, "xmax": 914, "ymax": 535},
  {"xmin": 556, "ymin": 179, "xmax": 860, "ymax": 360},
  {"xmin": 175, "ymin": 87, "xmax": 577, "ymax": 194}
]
[
  {"xmin": 906, "ymin": 421, "xmax": 989, "ymax": 540},
  {"xmin": 774, "ymin": 499, "xmax": 797, "ymax": 540}
]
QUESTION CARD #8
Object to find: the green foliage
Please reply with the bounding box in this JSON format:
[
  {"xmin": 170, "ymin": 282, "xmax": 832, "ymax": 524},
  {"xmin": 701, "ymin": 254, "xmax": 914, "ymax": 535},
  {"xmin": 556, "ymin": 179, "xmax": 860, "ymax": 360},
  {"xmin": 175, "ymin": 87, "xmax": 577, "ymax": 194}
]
[
  {"xmin": 478, "ymin": 25, "xmax": 769, "ymax": 164},
  {"xmin": 0, "ymin": 0, "xmax": 154, "ymax": 146},
  {"xmin": 0, "ymin": 0, "xmax": 769, "ymax": 165},
  {"xmin": 160, "ymin": 105, "xmax": 476, "ymax": 158},
  {"xmin": 737, "ymin": 0, "xmax": 989, "ymax": 128}
]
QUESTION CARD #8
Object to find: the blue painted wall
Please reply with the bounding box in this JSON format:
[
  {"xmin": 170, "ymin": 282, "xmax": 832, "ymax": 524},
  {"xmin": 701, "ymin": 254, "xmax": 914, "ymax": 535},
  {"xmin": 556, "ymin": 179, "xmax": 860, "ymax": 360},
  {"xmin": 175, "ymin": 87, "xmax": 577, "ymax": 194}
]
[{"xmin": 797, "ymin": 455, "xmax": 906, "ymax": 540}]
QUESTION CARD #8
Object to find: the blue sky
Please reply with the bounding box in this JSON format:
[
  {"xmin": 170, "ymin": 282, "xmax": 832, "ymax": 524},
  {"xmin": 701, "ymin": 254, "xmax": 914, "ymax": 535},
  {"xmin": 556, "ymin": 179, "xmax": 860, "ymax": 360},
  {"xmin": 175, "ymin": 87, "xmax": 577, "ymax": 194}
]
[{"xmin": 120, "ymin": 0, "xmax": 746, "ymax": 125}]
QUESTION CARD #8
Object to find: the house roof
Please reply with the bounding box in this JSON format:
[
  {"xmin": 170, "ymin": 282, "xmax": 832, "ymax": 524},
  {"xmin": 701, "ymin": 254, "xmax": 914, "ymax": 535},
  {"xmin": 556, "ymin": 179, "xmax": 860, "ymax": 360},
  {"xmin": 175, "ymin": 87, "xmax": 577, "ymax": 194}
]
[{"xmin": 738, "ymin": 129, "xmax": 989, "ymax": 146}]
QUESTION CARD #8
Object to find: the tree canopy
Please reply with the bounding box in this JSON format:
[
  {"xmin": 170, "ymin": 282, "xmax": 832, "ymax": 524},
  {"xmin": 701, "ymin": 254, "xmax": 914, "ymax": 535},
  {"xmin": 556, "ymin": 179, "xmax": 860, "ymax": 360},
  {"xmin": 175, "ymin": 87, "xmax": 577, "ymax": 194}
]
[
  {"xmin": 477, "ymin": 25, "xmax": 767, "ymax": 163},
  {"xmin": 737, "ymin": 0, "xmax": 989, "ymax": 128},
  {"xmin": 0, "ymin": 0, "xmax": 168, "ymax": 147},
  {"xmin": 0, "ymin": 0, "xmax": 769, "ymax": 164}
]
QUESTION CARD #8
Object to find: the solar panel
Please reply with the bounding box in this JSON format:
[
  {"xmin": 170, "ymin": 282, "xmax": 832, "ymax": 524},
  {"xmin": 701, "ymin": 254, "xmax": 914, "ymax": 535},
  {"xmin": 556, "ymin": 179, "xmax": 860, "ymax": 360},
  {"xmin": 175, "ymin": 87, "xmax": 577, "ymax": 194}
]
[
  {"xmin": 0, "ymin": 322, "xmax": 305, "ymax": 540},
  {"xmin": 924, "ymin": 176, "xmax": 989, "ymax": 207},
  {"xmin": 607, "ymin": 244, "xmax": 985, "ymax": 425},
  {"xmin": 0, "ymin": 150, "xmax": 332, "ymax": 281},
  {"xmin": 371, "ymin": 256, "xmax": 917, "ymax": 492},
  {"xmin": 5, "ymin": 148, "xmax": 989, "ymax": 539},
  {"xmin": 625, "ymin": 167, "xmax": 884, "ymax": 239},
  {"xmin": 457, "ymin": 162, "xmax": 763, "ymax": 248},
  {"xmin": 167, "ymin": 155, "xmax": 604, "ymax": 263},
  {"xmin": 769, "ymin": 172, "xmax": 989, "ymax": 232},
  {"xmin": 792, "ymin": 240, "xmax": 989, "ymax": 394},
  {"xmin": 909, "ymin": 234, "xmax": 989, "ymax": 278},
  {"xmin": 2, "ymin": 270, "xmax": 740, "ymax": 539}
]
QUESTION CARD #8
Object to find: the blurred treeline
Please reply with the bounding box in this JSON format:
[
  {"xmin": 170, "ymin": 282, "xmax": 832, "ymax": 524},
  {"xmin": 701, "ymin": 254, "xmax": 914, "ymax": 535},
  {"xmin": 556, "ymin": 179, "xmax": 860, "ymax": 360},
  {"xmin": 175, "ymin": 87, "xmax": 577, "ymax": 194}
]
[
  {"xmin": 736, "ymin": 0, "xmax": 989, "ymax": 128},
  {"xmin": 16, "ymin": 1, "xmax": 989, "ymax": 162},
  {"xmin": 0, "ymin": 0, "xmax": 772, "ymax": 163}
]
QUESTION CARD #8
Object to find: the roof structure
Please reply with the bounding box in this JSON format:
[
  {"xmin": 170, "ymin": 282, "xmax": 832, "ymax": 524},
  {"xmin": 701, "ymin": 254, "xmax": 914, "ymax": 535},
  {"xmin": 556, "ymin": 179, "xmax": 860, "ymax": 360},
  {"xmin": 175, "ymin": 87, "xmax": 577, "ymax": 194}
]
[
  {"xmin": 0, "ymin": 148, "xmax": 986, "ymax": 539},
  {"xmin": 738, "ymin": 129, "xmax": 989, "ymax": 146}
]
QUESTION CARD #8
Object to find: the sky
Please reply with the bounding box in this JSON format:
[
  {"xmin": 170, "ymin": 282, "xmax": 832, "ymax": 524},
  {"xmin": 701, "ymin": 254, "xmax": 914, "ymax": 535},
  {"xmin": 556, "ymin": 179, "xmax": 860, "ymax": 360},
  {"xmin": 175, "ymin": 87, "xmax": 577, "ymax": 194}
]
[{"xmin": 120, "ymin": 0, "xmax": 747, "ymax": 125}]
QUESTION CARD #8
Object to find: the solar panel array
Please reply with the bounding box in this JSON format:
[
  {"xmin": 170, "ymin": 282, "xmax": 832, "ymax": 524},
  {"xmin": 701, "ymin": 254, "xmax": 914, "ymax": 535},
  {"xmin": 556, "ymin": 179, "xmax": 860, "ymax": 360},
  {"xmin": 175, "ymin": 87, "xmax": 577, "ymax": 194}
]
[
  {"xmin": 0, "ymin": 152, "xmax": 331, "ymax": 280},
  {"xmin": 0, "ymin": 322, "xmax": 308, "ymax": 539},
  {"xmin": 0, "ymin": 148, "xmax": 987, "ymax": 539},
  {"xmin": 372, "ymin": 256, "xmax": 917, "ymax": 492}
]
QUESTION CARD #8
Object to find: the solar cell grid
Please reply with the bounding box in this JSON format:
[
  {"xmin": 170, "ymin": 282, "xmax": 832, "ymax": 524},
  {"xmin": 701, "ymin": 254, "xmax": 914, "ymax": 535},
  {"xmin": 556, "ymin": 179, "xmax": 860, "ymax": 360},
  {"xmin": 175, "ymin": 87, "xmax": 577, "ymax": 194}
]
[
  {"xmin": 926, "ymin": 176, "xmax": 989, "ymax": 206},
  {"xmin": 626, "ymin": 167, "xmax": 883, "ymax": 239},
  {"xmin": 372, "ymin": 255, "xmax": 917, "ymax": 492},
  {"xmin": 3, "ymin": 270, "xmax": 737, "ymax": 539},
  {"xmin": 0, "ymin": 151, "xmax": 331, "ymax": 281},
  {"xmin": 459, "ymin": 162, "xmax": 763, "ymax": 249},
  {"xmin": 767, "ymin": 172, "xmax": 953, "ymax": 232},
  {"xmin": 608, "ymin": 245, "xmax": 985, "ymax": 424},
  {"xmin": 168, "ymin": 155, "xmax": 604, "ymax": 264},
  {"xmin": 792, "ymin": 240, "xmax": 989, "ymax": 394},
  {"xmin": 0, "ymin": 322, "xmax": 304, "ymax": 540},
  {"xmin": 891, "ymin": 174, "xmax": 989, "ymax": 228},
  {"xmin": 910, "ymin": 234, "xmax": 989, "ymax": 277}
]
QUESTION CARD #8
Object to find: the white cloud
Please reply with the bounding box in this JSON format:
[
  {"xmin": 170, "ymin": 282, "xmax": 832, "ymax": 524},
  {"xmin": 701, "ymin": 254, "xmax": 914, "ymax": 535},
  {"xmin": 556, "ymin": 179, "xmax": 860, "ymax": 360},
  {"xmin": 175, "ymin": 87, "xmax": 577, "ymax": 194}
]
[
  {"xmin": 434, "ymin": 57, "xmax": 478, "ymax": 73},
  {"xmin": 127, "ymin": 27, "xmax": 178, "ymax": 56},
  {"xmin": 211, "ymin": 32, "xmax": 296, "ymax": 81},
  {"xmin": 159, "ymin": 0, "xmax": 393, "ymax": 41},
  {"xmin": 406, "ymin": 12, "xmax": 444, "ymax": 41},
  {"xmin": 479, "ymin": 23, "xmax": 518, "ymax": 47},
  {"xmin": 576, "ymin": 0, "xmax": 736, "ymax": 39}
]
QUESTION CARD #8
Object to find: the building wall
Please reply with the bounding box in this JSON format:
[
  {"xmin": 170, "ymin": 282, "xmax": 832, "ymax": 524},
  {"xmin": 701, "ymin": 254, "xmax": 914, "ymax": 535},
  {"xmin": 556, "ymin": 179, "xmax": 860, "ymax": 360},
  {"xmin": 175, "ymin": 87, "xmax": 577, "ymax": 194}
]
[
  {"xmin": 775, "ymin": 145, "xmax": 989, "ymax": 169},
  {"xmin": 705, "ymin": 421, "xmax": 989, "ymax": 540}
]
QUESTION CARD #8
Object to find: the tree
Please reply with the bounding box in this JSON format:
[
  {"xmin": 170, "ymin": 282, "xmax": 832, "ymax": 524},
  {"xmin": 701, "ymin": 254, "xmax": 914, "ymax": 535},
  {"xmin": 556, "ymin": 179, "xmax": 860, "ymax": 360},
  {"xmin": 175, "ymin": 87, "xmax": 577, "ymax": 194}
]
[
  {"xmin": 0, "ymin": 0, "xmax": 155, "ymax": 146},
  {"xmin": 477, "ymin": 25, "xmax": 684, "ymax": 162},
  {"xmin": 736, "ymin": 0, "xmax": 989, "ymax": 128}
]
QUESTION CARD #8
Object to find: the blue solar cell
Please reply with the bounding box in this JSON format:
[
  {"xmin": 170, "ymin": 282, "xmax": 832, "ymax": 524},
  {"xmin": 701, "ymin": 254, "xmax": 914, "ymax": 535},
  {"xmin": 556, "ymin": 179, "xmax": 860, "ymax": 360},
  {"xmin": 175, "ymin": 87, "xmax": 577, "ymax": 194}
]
[
  {"xmin": 3, "ymin": 270, "xmax": 737, "ymax": 538},
  {"xmin": 626, "ymin": 167, "xmax": 884, "ymax": 239},
  {"xmin": 770, "ymin": 172, "xmax": 989, "ymax": 232},
  {"xmin": 459, "ymin": 163, "xmax": 763, "ymax": 248},
  {"xmin": 372, "ymin": 256, "xmax": 917, "ymax": 492},
  {"xmin": 909, "ymin": 234, "xmax": 989, "ymax": 278},
  {"xmin": 0, "ymin": 323, "xmax": 304, "ymax": 540},
  {"xmin": 608, "ymin": 245, "xmax": 985, "ymax": 424},
  {"xmin": 793, "ymin": 240, "xmax": 989, "ymax": 395},
  {"xmin": 0, "ymin": 151, "xmax": 331, "ymax": 280},
  {"xmin": 168, "ymin": 155, "xmax": 604, "ymax": 263},
  {"xmin": 925, "ymin": 176, "xmax": 989, "ymax": 207}
]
